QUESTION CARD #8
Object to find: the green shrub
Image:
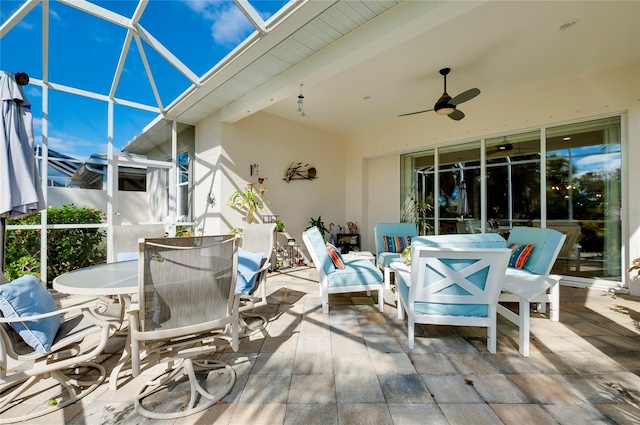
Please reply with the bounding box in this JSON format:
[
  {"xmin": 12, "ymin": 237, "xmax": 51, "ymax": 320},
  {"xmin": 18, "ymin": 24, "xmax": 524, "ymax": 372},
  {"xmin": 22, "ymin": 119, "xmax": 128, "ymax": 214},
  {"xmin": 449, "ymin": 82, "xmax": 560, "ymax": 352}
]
[{"xmin": 4, "ymin": 204, "xmax": 106, "ymax": 286}]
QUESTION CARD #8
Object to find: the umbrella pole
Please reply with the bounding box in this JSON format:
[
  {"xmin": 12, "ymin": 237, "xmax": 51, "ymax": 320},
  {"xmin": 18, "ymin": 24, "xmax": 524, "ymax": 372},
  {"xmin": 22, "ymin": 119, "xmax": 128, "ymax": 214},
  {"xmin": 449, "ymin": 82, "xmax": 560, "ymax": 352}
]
[{"xmin": 0, "ymin": 217, "xmax": 5, "ymax": 279}]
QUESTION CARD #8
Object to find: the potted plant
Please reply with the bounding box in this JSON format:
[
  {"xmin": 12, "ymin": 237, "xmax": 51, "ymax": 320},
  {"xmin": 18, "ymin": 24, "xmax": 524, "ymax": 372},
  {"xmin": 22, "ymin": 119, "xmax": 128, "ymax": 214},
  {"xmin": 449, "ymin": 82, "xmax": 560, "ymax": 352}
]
[
  {"xmin": 276, "ymin": 220, "xmax": 286, "ymax": 232},
  {"xmin": 402, "ymin": 197, "xmax": 433, "ymax": 236},
  {"xmin": 308, "ymin": 216, "xmax": 329, "ymax": 239},
  {"xmin": 401, "ymin": 245, "xmax": 411, "ymax": 265},
  {"xmin": 228, "ymin": 181, "xmax": 266, "ymax": 225}
]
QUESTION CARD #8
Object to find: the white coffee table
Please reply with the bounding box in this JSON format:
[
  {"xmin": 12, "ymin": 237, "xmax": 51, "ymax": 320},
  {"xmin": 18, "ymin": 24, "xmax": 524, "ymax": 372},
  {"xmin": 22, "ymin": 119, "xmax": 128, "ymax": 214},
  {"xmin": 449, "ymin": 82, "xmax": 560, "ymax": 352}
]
[{"xmin": 342, "ymin": 250, "xmax": 375, "ymax": 265}]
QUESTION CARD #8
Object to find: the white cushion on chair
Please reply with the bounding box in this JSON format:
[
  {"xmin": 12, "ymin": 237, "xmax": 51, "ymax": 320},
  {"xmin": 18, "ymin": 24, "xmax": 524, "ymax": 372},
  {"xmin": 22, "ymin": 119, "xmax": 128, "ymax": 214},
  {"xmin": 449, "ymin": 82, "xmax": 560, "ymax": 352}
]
[{"xmin": 0, "ymin": 275, "xmax": 60, "ymax": 353}]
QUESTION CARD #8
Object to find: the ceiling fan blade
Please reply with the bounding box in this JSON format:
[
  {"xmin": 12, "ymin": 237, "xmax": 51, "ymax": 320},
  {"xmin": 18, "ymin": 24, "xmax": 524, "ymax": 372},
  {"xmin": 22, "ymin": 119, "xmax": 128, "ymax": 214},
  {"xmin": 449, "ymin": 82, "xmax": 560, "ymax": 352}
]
[
  {"xmin": 450, "ymin": 88, "xmax": 480, "ymax": 106},
  {"xmin": 398, "ymin": 108, "xmax": 434, "ymax": 117},
  {"xmin": 448, "ymin": 109, "xmax": 465, "ymax": 121}
]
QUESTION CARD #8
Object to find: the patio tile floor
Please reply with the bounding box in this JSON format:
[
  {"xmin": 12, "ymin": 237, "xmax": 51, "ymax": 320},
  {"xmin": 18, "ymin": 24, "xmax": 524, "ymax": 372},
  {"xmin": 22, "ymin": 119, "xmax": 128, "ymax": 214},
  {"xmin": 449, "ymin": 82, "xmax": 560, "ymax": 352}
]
[{"xmin": 5, "ymin": 266, "xmax": 640, "ymax": 424}]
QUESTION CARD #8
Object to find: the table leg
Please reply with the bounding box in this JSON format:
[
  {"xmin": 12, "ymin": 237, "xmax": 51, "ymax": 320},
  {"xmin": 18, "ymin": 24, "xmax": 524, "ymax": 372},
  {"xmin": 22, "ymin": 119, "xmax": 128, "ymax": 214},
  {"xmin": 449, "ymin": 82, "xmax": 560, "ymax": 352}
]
[{"xmin": 109, "ymin": 330, "xmax": 132, "ymax": 391}]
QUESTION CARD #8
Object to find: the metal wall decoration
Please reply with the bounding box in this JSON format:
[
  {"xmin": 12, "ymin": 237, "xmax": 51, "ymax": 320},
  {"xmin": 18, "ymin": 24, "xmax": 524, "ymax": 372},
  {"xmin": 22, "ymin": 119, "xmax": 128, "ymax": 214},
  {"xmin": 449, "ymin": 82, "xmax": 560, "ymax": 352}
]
[{"xmin": 284, "ymin": 162, "xmax": 317, "ymax": 182}]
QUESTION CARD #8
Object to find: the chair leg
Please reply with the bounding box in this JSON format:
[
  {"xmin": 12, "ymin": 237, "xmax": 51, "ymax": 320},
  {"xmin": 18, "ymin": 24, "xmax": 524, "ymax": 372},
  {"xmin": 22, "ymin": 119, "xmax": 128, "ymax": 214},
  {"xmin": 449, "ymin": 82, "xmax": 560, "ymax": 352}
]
[
  {"xmin": 322, "ymin": 290, "xmax": 329, "ymax": 314},
  {"xmin": 1, "ymin": 363, "xmax": 105, "ymax": 423},
  {"xmin": 536, "ymin": 301, "xmax": 547, "ymax": 314},
  {"xmin": 377, "ymin": 287, "xmax": 384, "ymax": 312},
  {"xmin": 487, "ymin": 323, "xmax": 497, "ymax": 354},
  {"xmin": 397, "ymin": 294, "xmax": 404, "ymax": 320},
  {"xmin": 407, "ymin": 316, "xmax": 415, "ymax": 350},
  {"xmin": 384, "ymin": 267, "xmax": 391, "ymax": 290},
  {"xmin": 135, "ymin": 358, "xmax": 235, "ymax": 420},
  {"xmin": 238, "ymin": 311, "xmax": 268, "ymax": 338},
  {"xmin": 519, "ymin": 298, "xmax": 530, "ymax": 357},
  {"xmin": 549, "ymin": 283, "xmax": 560, "ymax": 322}
]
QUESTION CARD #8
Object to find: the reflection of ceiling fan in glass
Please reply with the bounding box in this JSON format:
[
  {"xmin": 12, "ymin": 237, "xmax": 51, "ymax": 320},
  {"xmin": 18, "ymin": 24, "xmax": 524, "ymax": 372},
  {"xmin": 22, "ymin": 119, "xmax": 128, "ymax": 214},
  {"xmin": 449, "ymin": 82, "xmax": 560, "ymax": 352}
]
[{"xmin": 488, "ymin": 138, "xmax": 538, "ymax": 156}]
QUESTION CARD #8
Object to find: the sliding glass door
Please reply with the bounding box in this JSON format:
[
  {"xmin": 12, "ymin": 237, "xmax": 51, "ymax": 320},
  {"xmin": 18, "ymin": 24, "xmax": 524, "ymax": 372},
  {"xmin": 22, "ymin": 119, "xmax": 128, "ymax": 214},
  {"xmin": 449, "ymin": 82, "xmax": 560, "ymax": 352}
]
[
  {"xmin": 400, "ymin": 115, "xmax": 622, "ymax": 282},
  {"xmin": 545, "ymin": 117, "xmax": 621, "ymax": 278}
]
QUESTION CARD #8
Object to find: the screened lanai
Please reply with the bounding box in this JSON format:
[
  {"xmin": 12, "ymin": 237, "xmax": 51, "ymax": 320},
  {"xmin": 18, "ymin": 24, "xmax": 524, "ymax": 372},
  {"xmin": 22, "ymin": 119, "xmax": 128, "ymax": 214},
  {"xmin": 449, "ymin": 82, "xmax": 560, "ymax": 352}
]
[
  {"xmin": 2, "ymin": 0, "xmax": 640, "ymax": 295},
  {"xmin": 0, "ymin": 0, "xmax": 318, "ymax": 281}
]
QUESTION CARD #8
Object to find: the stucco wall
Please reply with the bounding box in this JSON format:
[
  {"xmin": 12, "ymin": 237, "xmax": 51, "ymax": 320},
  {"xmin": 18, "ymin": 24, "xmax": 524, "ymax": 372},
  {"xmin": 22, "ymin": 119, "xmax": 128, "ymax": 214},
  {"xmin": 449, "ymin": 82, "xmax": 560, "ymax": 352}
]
[
  {"xmin": 346, "ymin": 63, "xmax": 640, "ymax": 291},
  {"xmin": 194, "ymin": 111, "xmax": 346, "ymax": 250},
  {"xmin": 190, "ymin": 63, "xmax": 638, "ymax": 292},
  {"xmin": 48, "ymin": 187, "xmax": 149, "ymax": 223},
  {"xmin": 194, "ymin": 111, "xmax": 224, "ymax": 235}
]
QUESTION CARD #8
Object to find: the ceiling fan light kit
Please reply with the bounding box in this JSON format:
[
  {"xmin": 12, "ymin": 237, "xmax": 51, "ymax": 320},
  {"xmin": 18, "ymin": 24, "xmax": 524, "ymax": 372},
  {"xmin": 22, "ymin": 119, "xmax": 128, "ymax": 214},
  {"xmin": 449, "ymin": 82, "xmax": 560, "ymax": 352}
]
[{"xmin": 399, "ymin": 67, "xmax": 480, "ymax": 120}]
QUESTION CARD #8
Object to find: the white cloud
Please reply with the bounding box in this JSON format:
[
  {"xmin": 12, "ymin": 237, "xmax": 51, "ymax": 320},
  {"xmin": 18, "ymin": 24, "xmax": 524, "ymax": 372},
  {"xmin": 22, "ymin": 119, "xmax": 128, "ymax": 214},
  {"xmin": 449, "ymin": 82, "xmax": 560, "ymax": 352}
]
[
  {"xmin": 49, "ymin": 9, "xmax": 61, "ymax": 21},
  {"xmin": 182, "ymin": 0, "xmax": 253, "ymax": 45},
  {"xmin": 210, "ymin": 5, "xmax": 252, "ymax": 45},
  {"xmin": 25, "ymin": 86, "xmax": 41, "ymax": 98},
  {"xmin": 31, "ymin": 119, "xmax": 100, "ymax": 160},
  {"xmin": 17, "ymin": 21, "xmax": 35, "ymax": 30},
  {"xmin": 574, "ymin": 152, "xmax": 620, "ymax": 177}
]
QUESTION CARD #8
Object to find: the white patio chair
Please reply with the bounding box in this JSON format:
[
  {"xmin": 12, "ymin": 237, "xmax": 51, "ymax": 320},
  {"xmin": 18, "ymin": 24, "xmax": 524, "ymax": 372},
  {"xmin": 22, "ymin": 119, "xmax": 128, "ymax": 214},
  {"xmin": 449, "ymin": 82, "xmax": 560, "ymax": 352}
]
[
  {"xmin": 374, "ymin": 223, "xmax": 418, "ymax": 289},
  {"xmin": 111, "ymin": 223, "xmax": 166, "ymax": 262},
  {"xmin": 393, "ymin": 242, "xmax": 510, "ymax": 351},
  {"xmin": 237, "ymin": 223, "xmax": 276, "ymax": 335},
  {"xmin": 122, "ymin": 235, "xmax": 239, "ymax": 419},
  {"xmin": 0, "ymin": 275, "xmax": 117, "ymax": 423},
  {"xmin": 497, "ymin": 226, "xmax": 566, "ymax": 356},
  {"xmin": 303, "ymin": 226, "xmax": 384, "ymax": 313}
]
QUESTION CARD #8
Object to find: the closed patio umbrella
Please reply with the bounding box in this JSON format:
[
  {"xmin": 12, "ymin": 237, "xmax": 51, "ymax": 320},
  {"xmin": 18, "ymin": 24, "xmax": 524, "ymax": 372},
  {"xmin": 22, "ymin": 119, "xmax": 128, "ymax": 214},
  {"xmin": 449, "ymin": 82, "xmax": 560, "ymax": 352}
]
[
  {"xmin": 457, "ymin": 180, "xmax": 468, "ymax": 217},
  {"xmin": 0, "ymin": 72, "xmax": 45, "ymax": 275}
]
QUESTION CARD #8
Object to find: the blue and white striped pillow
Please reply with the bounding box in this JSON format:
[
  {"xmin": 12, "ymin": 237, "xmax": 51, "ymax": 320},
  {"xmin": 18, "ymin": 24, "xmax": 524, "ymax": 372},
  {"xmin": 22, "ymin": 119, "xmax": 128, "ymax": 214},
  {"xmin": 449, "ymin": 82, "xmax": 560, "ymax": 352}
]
[{"xmin": 382, "ymin": 235, "xmax": 411, "ymax": 253}]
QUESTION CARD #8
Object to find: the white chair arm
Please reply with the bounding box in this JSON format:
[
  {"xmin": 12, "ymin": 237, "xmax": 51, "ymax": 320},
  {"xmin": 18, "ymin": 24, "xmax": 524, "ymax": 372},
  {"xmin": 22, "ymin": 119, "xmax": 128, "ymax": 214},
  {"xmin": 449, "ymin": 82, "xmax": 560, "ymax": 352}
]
[{"xmin": 0, "ymin": 300, "xmax": 113, "ymax": 324}]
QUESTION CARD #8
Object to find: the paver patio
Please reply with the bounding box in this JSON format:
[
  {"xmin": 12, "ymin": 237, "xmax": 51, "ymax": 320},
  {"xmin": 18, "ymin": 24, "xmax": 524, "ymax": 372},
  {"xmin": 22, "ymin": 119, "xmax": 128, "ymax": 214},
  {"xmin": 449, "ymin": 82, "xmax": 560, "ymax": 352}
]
[{"xmin": 5, "ymin": 266, "xmax": 640, "ymax": 424}]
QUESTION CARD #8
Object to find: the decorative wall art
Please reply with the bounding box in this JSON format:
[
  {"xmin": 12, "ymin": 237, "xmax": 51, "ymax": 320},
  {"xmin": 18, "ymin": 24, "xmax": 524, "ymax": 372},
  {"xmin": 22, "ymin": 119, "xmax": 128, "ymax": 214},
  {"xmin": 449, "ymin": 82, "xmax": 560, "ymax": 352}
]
[{"xmin": 284, "ymin": 162, "xmax": 317, "ymax": 182}]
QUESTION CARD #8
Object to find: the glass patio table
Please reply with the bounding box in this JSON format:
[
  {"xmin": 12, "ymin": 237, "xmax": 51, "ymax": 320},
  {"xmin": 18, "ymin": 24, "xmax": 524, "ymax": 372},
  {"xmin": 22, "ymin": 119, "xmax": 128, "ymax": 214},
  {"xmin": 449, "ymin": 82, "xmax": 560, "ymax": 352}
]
[
  {"xmin": 53, "ymin": 260, "xmax": 138, "ymax": 297},
  {"xmin": 53, "ymin": 260, "xmax": 138, "ymax": 343}
]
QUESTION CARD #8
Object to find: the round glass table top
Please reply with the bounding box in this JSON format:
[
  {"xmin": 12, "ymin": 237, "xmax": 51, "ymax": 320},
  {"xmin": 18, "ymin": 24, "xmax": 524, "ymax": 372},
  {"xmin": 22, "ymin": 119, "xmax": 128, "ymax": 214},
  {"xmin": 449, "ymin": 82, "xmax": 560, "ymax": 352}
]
[{"xmin": 53, "ymin": 260, "xmax": 138, "ymax": 296}]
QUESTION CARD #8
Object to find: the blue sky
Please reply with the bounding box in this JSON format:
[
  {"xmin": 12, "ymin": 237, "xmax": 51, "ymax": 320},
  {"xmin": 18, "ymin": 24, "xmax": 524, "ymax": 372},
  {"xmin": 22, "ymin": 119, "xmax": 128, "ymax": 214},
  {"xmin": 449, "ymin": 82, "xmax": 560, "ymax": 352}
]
[{"xmin": 0, "ymin": 0, "xmax": 288, "ymax": 160}]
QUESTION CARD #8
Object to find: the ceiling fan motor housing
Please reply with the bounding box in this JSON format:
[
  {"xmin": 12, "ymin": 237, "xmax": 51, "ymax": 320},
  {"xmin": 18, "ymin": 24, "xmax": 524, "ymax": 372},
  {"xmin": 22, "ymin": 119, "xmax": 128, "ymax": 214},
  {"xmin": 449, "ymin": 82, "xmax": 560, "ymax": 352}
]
[
  {"xmin": 435, "ymin": 92, "xmax": 455, "ymax": 115},
  {"xmin": 398, "ymin": 67, "xmax": 479, "ymax": 119}
]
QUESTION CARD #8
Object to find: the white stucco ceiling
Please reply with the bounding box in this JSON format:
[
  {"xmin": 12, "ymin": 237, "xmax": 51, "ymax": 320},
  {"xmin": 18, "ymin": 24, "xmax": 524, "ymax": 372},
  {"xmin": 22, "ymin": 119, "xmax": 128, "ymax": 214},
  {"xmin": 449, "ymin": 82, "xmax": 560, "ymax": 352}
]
[
  {"xmin": 111, "ymin": 0, "xmax": 640, "ymax": 152},
  {"xmin": 249, "ymin": 0, "xmax": 639, "ymax": 136}
]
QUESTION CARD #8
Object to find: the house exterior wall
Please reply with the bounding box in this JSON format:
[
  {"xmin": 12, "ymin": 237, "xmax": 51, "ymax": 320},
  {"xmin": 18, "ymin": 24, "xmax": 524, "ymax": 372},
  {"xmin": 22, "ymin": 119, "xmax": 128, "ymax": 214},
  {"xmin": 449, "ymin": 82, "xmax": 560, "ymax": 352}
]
[
  {"xmin": 194, "ymin": 111, "xmax": 224, "ymax": 235},
  {"xmin": 48, "ymin": 187, "xmax": 149, "ymax": 223},
  {"xmin": 346, "ymin": 63, "xmax": 640, "ymax": 293},
  {"xmin": 189, "ymin": 63, "xmax": 638, "ymax": 293},
  {"xmin": 194, "ymin": 112, "xmax": 346, "ymax": 247}
]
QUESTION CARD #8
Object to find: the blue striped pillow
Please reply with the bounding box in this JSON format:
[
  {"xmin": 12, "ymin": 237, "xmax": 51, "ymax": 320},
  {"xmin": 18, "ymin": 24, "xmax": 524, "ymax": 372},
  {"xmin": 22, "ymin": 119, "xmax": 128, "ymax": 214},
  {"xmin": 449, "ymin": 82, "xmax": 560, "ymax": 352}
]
[
  {"xmin": 507, "ymin": 243, "xmax": 534, "ymax": 269},
  {"xmin": 382, "ymin": 235, "xmax": 411, "ymax": 253}
]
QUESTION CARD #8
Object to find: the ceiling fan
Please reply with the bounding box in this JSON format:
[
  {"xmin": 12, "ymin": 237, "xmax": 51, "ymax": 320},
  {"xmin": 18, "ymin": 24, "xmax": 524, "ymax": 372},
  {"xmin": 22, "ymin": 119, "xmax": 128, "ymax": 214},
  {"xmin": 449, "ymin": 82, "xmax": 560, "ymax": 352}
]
[
  {"xmin": 486, "ymin": 143, "xmax": 513, "ymax": 156},
  {"xmin": 398, "ymin": 68, "xmax": 480, "ymax": 120}
]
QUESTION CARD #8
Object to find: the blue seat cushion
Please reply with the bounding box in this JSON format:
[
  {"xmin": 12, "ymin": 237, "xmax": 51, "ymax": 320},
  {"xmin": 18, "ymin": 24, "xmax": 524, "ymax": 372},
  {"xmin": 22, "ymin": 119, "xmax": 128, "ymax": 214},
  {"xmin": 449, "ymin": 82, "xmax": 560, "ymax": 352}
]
[
  {"xmin": 0, "ymin": 275, "xmax": 60, "ymax": 353},
  {"xmin": 377, "ymin": 252, "xmax": 403, "ymax": 267},
  {"xmin": 326, "ymin": 259, "xmax": 382, "ymax": 288},
  {"xmin": 396, "ymin": 273, "xmax": 488, "ymax": 317},
  {"xmin": 236, "ymin": 248, "xmax": 265, "ymax": 295}
]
